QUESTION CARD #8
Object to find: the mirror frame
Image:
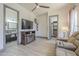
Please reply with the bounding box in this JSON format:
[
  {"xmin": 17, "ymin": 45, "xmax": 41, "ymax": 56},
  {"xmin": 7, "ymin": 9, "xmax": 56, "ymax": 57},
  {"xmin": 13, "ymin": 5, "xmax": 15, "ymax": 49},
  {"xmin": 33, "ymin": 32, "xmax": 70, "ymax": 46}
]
[{"xmin": 3, "ymin": 4, "xmax": 19, "ymax": 49}]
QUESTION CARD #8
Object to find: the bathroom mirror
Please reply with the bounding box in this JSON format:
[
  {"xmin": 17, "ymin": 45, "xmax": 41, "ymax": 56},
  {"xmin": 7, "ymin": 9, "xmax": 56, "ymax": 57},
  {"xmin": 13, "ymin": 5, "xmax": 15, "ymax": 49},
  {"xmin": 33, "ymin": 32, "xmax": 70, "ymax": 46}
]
[{"xmin": 4, "ymin": 5, "xmax": 19, "ymax": 43}]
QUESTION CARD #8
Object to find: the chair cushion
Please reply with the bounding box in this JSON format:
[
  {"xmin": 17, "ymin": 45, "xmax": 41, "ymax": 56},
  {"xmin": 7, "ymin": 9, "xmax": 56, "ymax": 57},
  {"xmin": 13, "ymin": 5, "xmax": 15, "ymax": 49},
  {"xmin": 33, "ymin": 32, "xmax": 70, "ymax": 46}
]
[
  {"xmin": 56, "ymin": 47, "xmax": 76, "ymax": 56},
  {"xmin": 75, "ymin": 47, "xmax": 79, "ymax": 56},
  {"xmin": 75, "ymin": 35, "xmax": 79, "ymax": 40},
  {"xmin": 71, "ymin": 32, "xmax": 79, "ymax": 37},
  {"xmin": 63, "ymin": 42, "xmax": 77, "ymax": 51},
  {"xmin": 73, "ymin": 40, "xmax": 79, "ymax": 48},
  {"xmin": 57, "ymin": 41, "xmax": 77, "ymax": 51},
  {"xmin": 68, "ymin": 37, "xmax": 76, "ymax": 43}
]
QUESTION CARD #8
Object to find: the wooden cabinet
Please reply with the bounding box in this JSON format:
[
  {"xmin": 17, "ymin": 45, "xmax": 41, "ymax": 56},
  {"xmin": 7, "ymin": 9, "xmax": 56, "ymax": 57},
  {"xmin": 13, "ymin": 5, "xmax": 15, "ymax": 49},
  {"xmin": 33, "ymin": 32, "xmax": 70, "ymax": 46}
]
[{"xmin": 21, "ymin": 30, "xmax": 35, "ymax": 45}]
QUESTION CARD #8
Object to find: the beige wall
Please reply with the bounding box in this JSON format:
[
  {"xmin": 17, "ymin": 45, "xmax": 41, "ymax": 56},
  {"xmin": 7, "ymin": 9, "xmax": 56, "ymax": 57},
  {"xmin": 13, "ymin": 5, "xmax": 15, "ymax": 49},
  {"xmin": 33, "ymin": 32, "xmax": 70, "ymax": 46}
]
[{"xmin": 36, "ymin": 13, "xmax": 48, "ymax": 37}]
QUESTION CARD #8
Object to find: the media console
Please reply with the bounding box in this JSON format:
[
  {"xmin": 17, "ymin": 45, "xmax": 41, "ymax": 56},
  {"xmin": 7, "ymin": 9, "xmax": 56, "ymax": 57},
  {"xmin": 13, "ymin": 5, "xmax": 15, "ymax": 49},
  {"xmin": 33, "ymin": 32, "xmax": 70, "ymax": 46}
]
[{"xmin": 20, "ymin": 30, "xmax": 35, "ymax": 45}]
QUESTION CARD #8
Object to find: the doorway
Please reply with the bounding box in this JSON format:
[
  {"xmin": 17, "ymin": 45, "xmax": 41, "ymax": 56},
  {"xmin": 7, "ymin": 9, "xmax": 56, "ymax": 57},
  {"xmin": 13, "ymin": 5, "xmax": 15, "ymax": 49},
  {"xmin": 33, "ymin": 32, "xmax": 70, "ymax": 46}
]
[
  {"xmin": 4, "ymin": 5, "xmax": 19, "ymax": 45},
  {"xmin": 49, "ymin": 15, "xmax": 58, "ymax": 38}
]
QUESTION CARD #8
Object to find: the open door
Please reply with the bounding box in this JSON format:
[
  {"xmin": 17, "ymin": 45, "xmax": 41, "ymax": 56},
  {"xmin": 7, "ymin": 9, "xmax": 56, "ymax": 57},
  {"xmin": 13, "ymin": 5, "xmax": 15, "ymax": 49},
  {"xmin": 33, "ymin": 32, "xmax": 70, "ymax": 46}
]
[{"xmin": 49, "ymin": 15, "xmax": 58, "ymax": 38}]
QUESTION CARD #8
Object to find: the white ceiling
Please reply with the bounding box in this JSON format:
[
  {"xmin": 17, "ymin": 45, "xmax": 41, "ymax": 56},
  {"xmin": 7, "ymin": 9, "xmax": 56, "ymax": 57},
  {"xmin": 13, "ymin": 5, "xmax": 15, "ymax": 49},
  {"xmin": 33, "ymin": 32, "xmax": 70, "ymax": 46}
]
[{"xmin": 19, "ymin": 3, "xmax": 67, "ymax": 16}]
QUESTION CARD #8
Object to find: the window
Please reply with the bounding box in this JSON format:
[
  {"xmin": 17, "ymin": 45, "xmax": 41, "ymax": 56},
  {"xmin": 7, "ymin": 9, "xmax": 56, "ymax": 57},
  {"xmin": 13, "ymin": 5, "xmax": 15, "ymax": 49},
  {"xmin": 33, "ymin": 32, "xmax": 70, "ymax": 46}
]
[{"xmin": 70, "ymin": 8, "xmax": 77, "ymax": 35}]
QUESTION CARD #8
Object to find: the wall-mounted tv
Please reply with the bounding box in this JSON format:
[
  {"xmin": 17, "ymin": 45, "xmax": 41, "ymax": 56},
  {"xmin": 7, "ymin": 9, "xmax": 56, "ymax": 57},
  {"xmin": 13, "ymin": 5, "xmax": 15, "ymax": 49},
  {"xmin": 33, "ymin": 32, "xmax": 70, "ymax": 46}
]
[{"xmin": 21, "ymin": 19, "xmax": 33, "ymax": 29}]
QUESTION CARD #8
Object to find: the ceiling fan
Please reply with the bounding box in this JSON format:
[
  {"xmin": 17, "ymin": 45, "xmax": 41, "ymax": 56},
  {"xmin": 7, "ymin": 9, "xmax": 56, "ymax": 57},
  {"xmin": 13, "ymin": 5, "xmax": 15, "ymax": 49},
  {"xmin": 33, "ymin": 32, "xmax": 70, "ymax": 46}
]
[{"xmin": 32, "ymin": 3, "xmax": 50, "ymax": 11}]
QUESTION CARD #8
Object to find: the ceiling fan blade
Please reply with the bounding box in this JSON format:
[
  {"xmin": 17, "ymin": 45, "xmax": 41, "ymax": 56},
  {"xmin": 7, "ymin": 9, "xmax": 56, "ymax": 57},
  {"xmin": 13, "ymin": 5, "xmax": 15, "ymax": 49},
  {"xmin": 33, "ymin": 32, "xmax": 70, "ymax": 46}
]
[
  {"xmin": 39, "ymin": 5, "xmax": 50, "ymax": 8},
  {"xmin": 32, "ymin": 6, "xmax": 37, "ymax": 11},
  {"xmin": 35, "ymin": 3, "xmax": 38, "ymax": 6}
]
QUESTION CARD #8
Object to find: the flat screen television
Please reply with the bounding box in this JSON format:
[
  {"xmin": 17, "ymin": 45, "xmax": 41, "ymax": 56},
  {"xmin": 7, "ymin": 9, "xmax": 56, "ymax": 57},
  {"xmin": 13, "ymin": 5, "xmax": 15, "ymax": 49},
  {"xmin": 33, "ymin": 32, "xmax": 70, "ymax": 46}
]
[{"xmin": 21, "ymin": 19, "xmax": 33, "ymax": 29}]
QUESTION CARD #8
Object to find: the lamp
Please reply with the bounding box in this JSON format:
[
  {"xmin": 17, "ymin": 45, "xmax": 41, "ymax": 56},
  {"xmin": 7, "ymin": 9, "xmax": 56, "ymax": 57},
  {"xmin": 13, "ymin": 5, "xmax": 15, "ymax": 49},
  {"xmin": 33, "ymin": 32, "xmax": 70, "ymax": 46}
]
[{"xmin": 62, "ymin": 27, "xmax": 68, "ymax": 38}]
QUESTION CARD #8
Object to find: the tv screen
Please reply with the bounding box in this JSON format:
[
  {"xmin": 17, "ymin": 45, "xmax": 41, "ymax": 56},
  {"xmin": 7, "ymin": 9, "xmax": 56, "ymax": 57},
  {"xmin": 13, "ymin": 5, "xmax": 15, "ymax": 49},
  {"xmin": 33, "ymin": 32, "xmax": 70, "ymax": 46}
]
[{"xmin": 22, "ymin": 19, "xmax": 33, "ymax": 29}]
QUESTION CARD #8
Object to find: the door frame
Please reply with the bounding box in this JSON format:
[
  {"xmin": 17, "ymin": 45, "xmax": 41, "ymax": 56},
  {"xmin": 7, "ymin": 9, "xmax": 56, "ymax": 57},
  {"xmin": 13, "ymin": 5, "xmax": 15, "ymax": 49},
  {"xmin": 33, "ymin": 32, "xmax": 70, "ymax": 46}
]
[
  {"xmin": 3, "ymin": 4, "xmax": 19, "ymax": 49},
  {"xmin": 49, "ymin": 15, "xmax": 59, "ymax": 39}
]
